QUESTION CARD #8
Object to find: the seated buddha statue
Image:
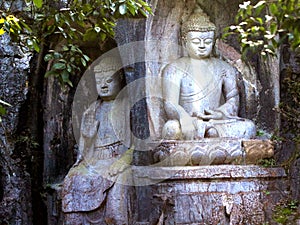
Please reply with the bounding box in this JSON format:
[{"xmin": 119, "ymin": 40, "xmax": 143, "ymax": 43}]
[{"xmin": 162, "ymin": 8, "xmax": 256, "ymax": 140}]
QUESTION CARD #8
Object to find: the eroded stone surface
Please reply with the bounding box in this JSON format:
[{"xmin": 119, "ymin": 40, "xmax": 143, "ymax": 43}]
[
  {"xmin": 0, "ymin": 33, "xmax": 33, "ymax": 224},
  {"xmin": 243, "ymin": 139, "xmax": 274, "ymax": 164},
  {"xmin": 133, "ymin": 165, "xmax": 288, "ymax": 225}
]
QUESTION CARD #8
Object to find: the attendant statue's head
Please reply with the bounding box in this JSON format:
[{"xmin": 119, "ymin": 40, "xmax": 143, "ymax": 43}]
[
  {"xmin": 182, "ymin": 8, "xmax": 216, "ymax": 59},
  {"xmin": 93, "ymin": 57, "xmax": 125, "ymax": 101}
]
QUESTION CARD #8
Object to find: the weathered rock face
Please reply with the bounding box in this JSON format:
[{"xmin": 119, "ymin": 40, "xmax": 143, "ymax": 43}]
[
  {"xmin": 43, "ymin": 77, "xmax": 77, "ymax": 225},
  {"xmin": 278, "ymin": 46, "xmax": 300, "ymax": 202},
  {"xmin": 0, "ymin": 33, "xmax": 33, "ymax": 224}
]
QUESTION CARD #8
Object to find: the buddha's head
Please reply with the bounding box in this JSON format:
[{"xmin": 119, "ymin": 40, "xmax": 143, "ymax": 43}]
[
  {"xmin": 182, "ymin": 8, "xmax": 216, "ymax": 59},
  {"xmin": 94, "ymin": 57, "xmax": 125, "ymax": 101}
]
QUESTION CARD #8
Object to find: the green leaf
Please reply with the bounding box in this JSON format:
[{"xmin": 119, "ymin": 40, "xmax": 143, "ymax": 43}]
[
  {"xmin": 270, "ymin": 23, "xmax": 278, "ymax": 34},
  {"xmin": 0, "ymin": 106, "xmax": 6, "ymax": 116},
  {"xmin": 83, "ymin": 28, "xmax": 98, "ymax": 41},
  {"xmin": 138, "ymin": 8, "xmax": 147, "ymax": 17},
  {"xmin": 33, "ymin": 0, "xmax": 43, "ymax": 8},
  {"xmin": 61, "ymin": 70, "xmax": 69, "ymax": 82},
  {"xmin": 257, "ymin": 17, "xmax": 263, "ymax": 25},
  {"xmin": 20, "ymin": 20, "xmax": 32, "ymax": 32},
  {"xmin": 59, "ymin": 59, "xmax": 67, "ymax": 63},
  {"xmin": 66, "ymin": 80, "xmax": 73, "ymax": 87},
  {"xmin": 246, "ymin": 5, "xmax": 252, "ymax": 16},
  {"xmin": 45, "ymin": 25, "xmax": 56, "ymax": 36},
  {"xmin": 271, "ymin": 38, "xmax": 278, "ymax": 48},
  {"xmin": 81, "ymin": 57, "xmax": 87, "ymax": 67},
  {"xmin": 64, "ymin": 20, "xmax": 71, "ymax": 27},
  {"xmin": 100, "ymin": 32, "xmax": 107, "ymax": 41},
  {"xmin": 45, "ymin": 70, "xmax": 58, "ymax": 78},
  {"xmin": 83, "ymin": 54, "xmax": 90, "ymax": 62},
  {"xmin": 93, "ymin": 10, "xmax": 100, "ymax": 16},
  {"xmin": 52, "ymin": 62, "xmax": 66, "ymax": 70},
  {"xmin": 127, "ymin": 3, "xmax": 137, "ymax": 15},
  {"xmin": 32, "ymin": 39, "xmax": 40, "ymax": 52},
  {"xmin": 62, "ymin": 45, "xmax": 69, "ymax": 51},
  {"xmin": 44, "ymin": 54, "xmax": 53, "ymax": 61},
  {"xmin": 53, "ymin": 52, "xmax": 63, "ymax": 59},
  {"xmin": 270, "ymin": 3, "xmax": 278, "ymax": 15},
  {"xmin": 70, "ymin": 45, "xmax": 81, "ymax": 53},
  {"xmin": 83, "ymin": 4, "xmax": 93, "ymax": 13},
  {"xmin": 67, "ymin": 64, "xmax": 72, "ymax": 73}
]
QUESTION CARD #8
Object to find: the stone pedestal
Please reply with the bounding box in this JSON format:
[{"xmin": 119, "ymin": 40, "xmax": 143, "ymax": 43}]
[
  {"xmin": 133, "ymin": 165, "xmax": 288, "ymax": 225},
  {"xmin": 150, "ymin": 139, "xmax": 274, "ymax": 166}
]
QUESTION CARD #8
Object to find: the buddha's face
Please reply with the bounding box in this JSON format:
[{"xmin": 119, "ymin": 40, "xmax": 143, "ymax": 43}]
[
  {"xmin": 185, "ymin": 31, "xmax": 214, "ymax": 59},
  {"xmin": 95, "ymin": 71, "xmax": 122, "ymax": 100}
]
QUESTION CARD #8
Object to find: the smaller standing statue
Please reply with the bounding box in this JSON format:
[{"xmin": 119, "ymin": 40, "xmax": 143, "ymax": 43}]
[
  {"xmin": 62, "ymin": 57, "xmax": 134, "ymax": 225},
  {"xmin": 162, "ymin": 8, "xmax": 256, "ymax": 140}
]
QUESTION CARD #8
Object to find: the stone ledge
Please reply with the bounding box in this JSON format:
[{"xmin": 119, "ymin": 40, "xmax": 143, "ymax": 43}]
[{"xmin": 133, "ymin": 165, "xmax": 286, "ymax": 181}]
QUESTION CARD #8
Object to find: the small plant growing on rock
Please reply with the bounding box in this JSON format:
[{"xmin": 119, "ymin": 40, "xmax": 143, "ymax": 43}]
[
  {"xmin": 0, "ymin": 99, "xmax": 11, "ymax": 123},
  {"xmin": 273, "ymin": 199, "xmax": 299, "ymax": 224}
]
